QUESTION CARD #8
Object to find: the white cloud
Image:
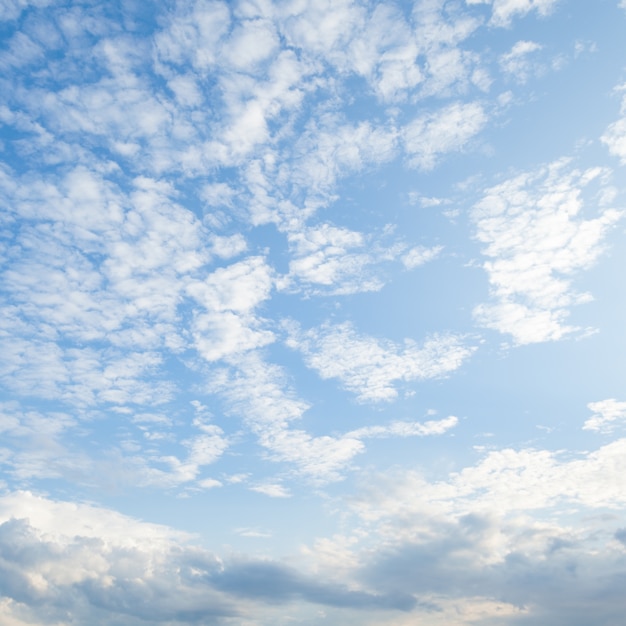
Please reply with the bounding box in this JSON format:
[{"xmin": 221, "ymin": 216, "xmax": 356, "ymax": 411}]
[
  {"xmin": 207, "ymin": 351, "xmax": 310, "ymax": 427},
  {"xmin": 207, "ymin": 349, "xmax": 462, "ymax": 481},
  {"xmin": 198, "ymin": 477, "xmax": 223, "ymax": 489},
  {"xmin": 279, "ymin": 0, "xmax": 364, "ymax": 59},
  {"xmin": 0, "ymin": 399, "xmax": 232, "ymax": 492},
  {"xmin": 250, "ymin": 482, "xmax": 291, "ymax": 498},
  {"xmin": 287, "ymin": 322, "xmax": 475, "ymax": 402},
  {"xmin": 192, "ymin": 310, "xmax": 275, "ymax": 362},
  {"xmin": 291, "ymin": 117, "xmax": 398, "ymax": 199},
  {"xmin": 472, "ymin": 160, "xmax": 622, "ymax": 344},
  {"xmin": 221, "ymin": 18, "xmax": 278, "ymax": 71},
  {"xmin": 499, "ymin": 40, "xmax": 543, "ymax": 83},
  {"xmin": 314, "ymin": 430, "xmax": 626, "ymax": 624},
  {"xmin": 347, "ymin": 415, "xmax": 459, "ymax": 439},
  {"xmin": 0, "ymin": 403, "xmax": 84, "ymax": 482},
  {"xmin": 0, "ymin": 491, "xmax": 233, "ymax": 625},
  {"xmin": 0, "ymin": 0, "xmax": 52, "ymax": 22},
  {"xmin": 0, "ymin": 491, "xmax": 418, "ymax": 624},
  {"xmin": 206, "ymin": 352, "xmax": 364, "ymax": 481},
  {"xmin": 154, "ymin": 0, "xmax": 231, "ymax": 71},
  {"xmin": 202, "ymin": 181, "xmax": 237, "ymax": 207},
  {"xmin": 402, "ymin": 245, "xmax": 443, "ymax": 270},
  {"xmin": 403, "ymin": 102, "xmax": 487, "ymax": 170},
  {"xmin": 258, "ymin": 426, "xmax": 365, "ymax": 483},
  {"xmin": 584, "ymin": 399, "xmax": 626, "ymax": 433},
  {"xmin": 348, "ymin": 438, "xmax": 626, "ymax": 531},
  {"xmin": 484, "ymin": 0, "xmax": 560, "ymax": 28},
  {"xmin": 167, "ymin": 74, "xmax": 203, "ymax": 107},
  {"xmin": 341, "ymin": 3, "xmax": 422, "ymax": 102},
  {"xmin": 601, "ymin": 85, "xmax": 626, "ymax": 164},
  {"xmin": 0, "ymin": 336, "xmax": 173, "ymax": 408},
  {"xmin": 187, "ymin": 256, "xmax": 275, "ymax": 361},
  {"xmin": 209, "ymin": 233, "xmax": 248, "ymax": 259},
  {"xmin": 284, "ymin": 223, "xmax": 399, "ymax": 295}
]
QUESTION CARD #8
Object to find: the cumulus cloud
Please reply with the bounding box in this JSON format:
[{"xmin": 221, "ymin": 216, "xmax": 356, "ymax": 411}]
[
  {"xmin": 313, "ymin": 424, "xmax": 626, "ymax": 625},
  {"xmin": 0, "ymin": 491, "xmax": 416, "ymax": 625}
]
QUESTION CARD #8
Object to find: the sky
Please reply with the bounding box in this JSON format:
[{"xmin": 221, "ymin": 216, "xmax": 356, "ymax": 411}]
[{"xmin": 1, "ymin": 0, "xmax": 626, "ymax": 624}]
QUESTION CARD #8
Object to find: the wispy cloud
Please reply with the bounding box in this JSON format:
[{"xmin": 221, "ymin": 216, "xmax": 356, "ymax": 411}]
[
  {"xmin": 499, "ymin": 40, "xmax": 544, "ymax": 83},
  {"xmin": 287, "ymin": 321, "xmax": 475, "ymax": 402},
  {"xmin": 469, "ymin": 0, "xmax": 560, "ymax": 28},
  {"xmin": 403, "ymin": 102, "xmax": 487, "ymax": 170}
]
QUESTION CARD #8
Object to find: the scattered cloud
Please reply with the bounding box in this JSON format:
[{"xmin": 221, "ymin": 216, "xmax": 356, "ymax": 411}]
[
  {"xmin": 403, "ymin": 102, "xmax": 488, "ymax": 170},
  {"xmin": 476, "ymin": 0, "xmax": 560, "ymax": 28},
  {"xmin": 499, "ymin": 40, "xmax": 543, "ymax": 83},
  {"xmin": 601, "ymin": 84, "xmax": 626, "ymax": 164},
  {"xmin": 287, "ymin": 322, "xmax": 476, "ymax": 402},
  {"xmin": 402, "ymin": 245, "xmax": 443, "ymax": 270},
  {"xmin": 584, "ymin": 399, "xmax": 626, "ymax": 433},
  {"xmin": 472, "ymin": 159, "xmax": 622, "ymax": 344},
  {"xmin": 347, "ymin": 415, "xmax": 459, "ymax": 439},
  {"xmin": 249, "ymin": 483, "xmax": 291, "ymax": 498},
  {"xmin": 2, "ymin": 1, "xmax": 626, "ymax": 624}
]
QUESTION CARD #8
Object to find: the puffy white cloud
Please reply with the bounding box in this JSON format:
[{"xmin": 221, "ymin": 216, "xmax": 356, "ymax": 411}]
[
  {"xmin": 472, "ymin": 160, "xmax": 622, "ymax": 344},
  {"xmin": 187, "ymin": 256, "xmax": 273, "ymax": 314},
  {"xmin": 221, "ymin": 18, "xmax": 278, "ymax": 71},
  {"xmin": 187, "ymin": 256, "xmax": 276, "ymax": 361},
  {"xmin": 286, "ymin": 322, "xmax": 475, "ymax": 402},
  {"xmin": 279, "ymin": 0, "xmax": 365, "ymax": 59}
]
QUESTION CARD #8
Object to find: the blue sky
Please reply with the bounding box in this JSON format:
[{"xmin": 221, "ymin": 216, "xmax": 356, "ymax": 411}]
[{"xmin": 1, "ymin": 0, "xmax": 626, "ymax": 624}]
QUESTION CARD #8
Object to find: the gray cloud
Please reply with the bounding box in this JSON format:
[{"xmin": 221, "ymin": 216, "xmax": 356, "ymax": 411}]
[{"xmin": 209, "ymin": 560, "xmax": 416, "ymax": 611}]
